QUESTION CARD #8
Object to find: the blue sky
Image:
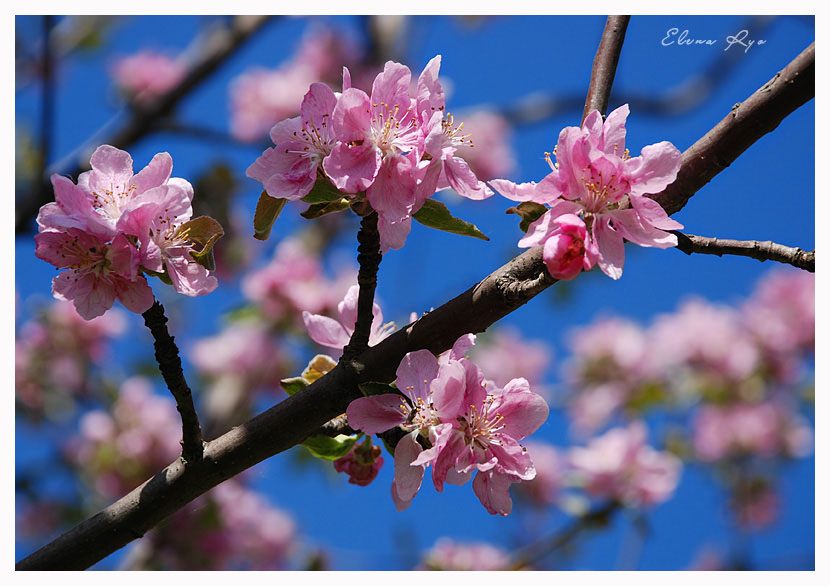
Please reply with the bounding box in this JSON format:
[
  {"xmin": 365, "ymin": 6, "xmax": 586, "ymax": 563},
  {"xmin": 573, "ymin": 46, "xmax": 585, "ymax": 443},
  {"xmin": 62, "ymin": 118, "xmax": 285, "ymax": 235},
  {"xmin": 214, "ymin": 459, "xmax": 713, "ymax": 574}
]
[{"xmin": 13, "ymin": 14, "xmax": 816, "ymax": 570}]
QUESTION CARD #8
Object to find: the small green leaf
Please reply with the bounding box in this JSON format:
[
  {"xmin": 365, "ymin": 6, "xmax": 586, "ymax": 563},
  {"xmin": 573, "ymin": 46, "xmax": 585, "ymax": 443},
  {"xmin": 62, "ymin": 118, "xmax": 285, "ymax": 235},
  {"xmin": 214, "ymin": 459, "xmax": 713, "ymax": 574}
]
[
  {"xmin": 412, "ymin": 199, "xmax": 489, "ymax": 241},
  {"xmin": 176, "ymin": 216, "xmax": 224, "ymax": 271},
  {"xmin": 280, "ymin": 376, "xmax": 309, "ymax": 397},
  {"xmin": 300, "ymin": 198, "xmax": 351, "ymax": 220},
  {"xmin": 302, "ymin": 434, "xmax": 359, "ymax": 460},
  {"xmin": 506, "ymin": 202, "xmax": 548, "ymax": 233},
  {"xmin": 253, "ymin": 191, "xmax": 287, "ymax": 241},
  {"xmin": 359, "ymin": 381, "xmax": 399, "ymax": 397},
  {"xmin": 300, "ymin": 177, "xmax": 345, "ymax": 204}
]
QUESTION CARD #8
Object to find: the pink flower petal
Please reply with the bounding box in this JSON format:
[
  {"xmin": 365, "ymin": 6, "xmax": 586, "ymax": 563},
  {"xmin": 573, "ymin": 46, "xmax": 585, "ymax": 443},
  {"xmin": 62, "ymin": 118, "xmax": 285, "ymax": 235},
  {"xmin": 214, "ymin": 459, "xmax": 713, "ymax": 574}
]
[
  {"xmin": 396, "ymin": 349, "xmax": 439, "ymax": 404},
  {"xmin": 472, "ymin": 470, "xmax": 515, "ymax": 516},
  {"xmin": 625, "ymin": 141, "xmax": 682, "ymax": 196},
  {"xmin": 393, "ymin": 431, "xmax": 425, "ymax": 502},
  {"xmin": 592, "ymin": 216, "xmax": 625, "ymax": 279},
  {"xmin": 302, "ymin": 311, "xmax": 350, "ymax": 350},
  {"xmin": 132, "ymin": 152, "xmax": 173, "ymax": 194},
  {"xmin": 346, "ymin": 394, "xmax": 408, "ymax": 434}
]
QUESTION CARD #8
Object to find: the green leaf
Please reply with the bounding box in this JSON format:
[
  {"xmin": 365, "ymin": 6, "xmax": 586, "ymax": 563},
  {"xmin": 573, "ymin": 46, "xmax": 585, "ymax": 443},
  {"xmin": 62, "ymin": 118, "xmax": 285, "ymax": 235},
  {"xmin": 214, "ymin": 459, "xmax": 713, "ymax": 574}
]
[
  {"xmin": 176, "ymin": 216, "xmax": 224, "ymax": 271},
  {"xmin": 358, "ymin": 381, "xmax": 398, "ymax": 397},
  {"xmin": 280, "ymin": 376, "xmax": 309, "ymax": 397},
  {"xmin": 412, "ymin": 199, "xmax": 489, "ymax": 241},
  {"xmin": 253, "ymin": 191, "xmax": 287, "ymax": 241},
  {"xmin": 302, "ymin": 434, "xmax": 358, "ymax": 460},
  {"xmin": 506, "ymin": 202, "xmax": 548, "ymax": 233},
  {"xmin": 300, "ymin": 177, "xmax": 345, "ymax": 204},
  {"xmin": 301, "ymin": 198, "xmax": 351, "ymax": 220}
]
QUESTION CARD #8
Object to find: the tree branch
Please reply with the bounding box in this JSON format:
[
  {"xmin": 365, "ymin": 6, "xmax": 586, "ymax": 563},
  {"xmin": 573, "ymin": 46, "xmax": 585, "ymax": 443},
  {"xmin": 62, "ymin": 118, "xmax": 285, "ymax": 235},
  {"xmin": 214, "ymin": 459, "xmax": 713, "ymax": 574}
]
[
  {"xmin": 582, "ymin": 15, "xmax": 630, "ymax": 123},
  {"xmin": 673, "ymin": 232, "xmax": 815, "ymax": 272},
  {"xmin": 15, "ymin": 15, "xmax": 273, "ymax": 234},
  {"xmin": 507, "ymin": 500, "xmax": 619, "ymax": 570},
  {"xmin": 141, "ymin": 301, "xmax": 204, "ymax": 464},
  {"xmin": 16, "ymin": 40, "xmax": 816, "ymax": 572},
  {"xmin": 652, "ymin": 42, "xmax": 815, "ymax": 216}
]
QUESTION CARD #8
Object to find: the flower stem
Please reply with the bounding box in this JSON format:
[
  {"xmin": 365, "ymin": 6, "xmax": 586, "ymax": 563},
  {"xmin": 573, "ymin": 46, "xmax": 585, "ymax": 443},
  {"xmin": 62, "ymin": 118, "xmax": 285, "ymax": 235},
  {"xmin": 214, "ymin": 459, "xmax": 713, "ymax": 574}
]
[
  {"xmin": 142, "ymin": 300, "xmax": 204, "ymax": 464},
  {"xmin": 341, "ymin": 211, "xmax": 382, "ymax": 363}
]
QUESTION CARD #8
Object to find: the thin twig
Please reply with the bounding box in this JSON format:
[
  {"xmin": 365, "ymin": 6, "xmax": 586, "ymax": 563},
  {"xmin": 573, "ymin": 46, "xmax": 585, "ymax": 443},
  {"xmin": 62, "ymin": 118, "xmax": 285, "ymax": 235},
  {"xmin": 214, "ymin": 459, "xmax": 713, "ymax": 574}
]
[
  {"xmin": 507, "ymin": 501, "xmax": 619, "ymax": 570},
  {"xmin": 582, "ymin": 15, "xmax": 630, "ymax": 123},
  {"xmin": 141, "ymin": 301, "xmax": 204, "ymax": 464},
  {"xmin": 673, "ymin": 232, "xmax": 815, "ymax": 272}
]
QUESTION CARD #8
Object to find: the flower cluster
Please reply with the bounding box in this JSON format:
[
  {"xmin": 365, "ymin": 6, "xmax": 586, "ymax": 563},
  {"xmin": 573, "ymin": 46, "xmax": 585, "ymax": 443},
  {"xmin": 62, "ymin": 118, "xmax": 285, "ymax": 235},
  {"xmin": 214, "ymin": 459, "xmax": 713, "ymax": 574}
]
[
  {"xmin": 241, "ymin": 237, "xmax": 353, "ymax": 326},
  {"xmin": 419, "ymin": 538, "xmax": 513, "ymax": 570},
  {"xmin": 346, "ymin": 334, "xmax": 549, "ymax": 515},
  {"xmin": 35, "ymin": 145, "xmax": 221, "ymax": 319},
  {"xmin": 110, "ymin": 50, "xmax": 186, "ymax": 105},
  {"xmin": 247, "ymin": 55, "xmax": 493, "ymax": 253},
  {"xmin": 65, "ymin": 377, "xmax": 182, "ymax": 499},
  {"xmin": 492, "ymin": 104, "xmax": 683, "ymax": 280},
  {"xmin": 568, "ymin": 422, "xmax": 682, "ymax": 508},
  {"xmin": 15, "ymin": 300, "xmax": 126, "ymax": 415},
  {"xmin": 564, "ymin": 268, "xmax": 815, "ymax": 436},
  {"xmin": 136, "ymin": 479, "xmax": 296, "ymax": 570},
  {"xmin": 189, "ymin": 320, "xmax": 291, "ymax": 427}
]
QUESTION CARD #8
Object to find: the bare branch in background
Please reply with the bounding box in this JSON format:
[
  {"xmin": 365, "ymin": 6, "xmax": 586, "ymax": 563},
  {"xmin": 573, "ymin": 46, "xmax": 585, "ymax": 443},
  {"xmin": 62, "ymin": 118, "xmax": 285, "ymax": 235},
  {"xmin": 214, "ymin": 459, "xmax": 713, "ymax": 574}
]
[
  {"xmin": 652, "ymin": 42, "xmax": 814, "ymax": 216},
  {"xmin": 674, "ymin": 232, "xmax": 815, "ymax": 272},
  {"xmin": 15, "ymin": 15, "xmax": 273, "ymax": 234},
  {"xmin": 582, "ymin": 15, "xmax": 630, "ymax": 123}
]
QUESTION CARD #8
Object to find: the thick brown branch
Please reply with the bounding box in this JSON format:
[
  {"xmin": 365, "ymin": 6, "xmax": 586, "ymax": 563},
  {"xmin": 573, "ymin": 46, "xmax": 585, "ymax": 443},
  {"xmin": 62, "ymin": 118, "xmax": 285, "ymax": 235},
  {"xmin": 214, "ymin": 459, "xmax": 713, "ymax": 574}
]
[
  {"xmin": 16, "ymin": 15, "xmax": 272, "ymax": 234},
  {"xmin": 652, "ymin": 42, "xmax": 814, "ymax": 216},
  {"xmin": 674, "ymin": 232, "xmax": 815, "ymax": 272},
  {"xmin": 141, "ymin": 301, "xmax": 204, "ymax": 464},
  {"xmin": 582, "ymin": 15, "xmax": 630, "ymax": 123}
]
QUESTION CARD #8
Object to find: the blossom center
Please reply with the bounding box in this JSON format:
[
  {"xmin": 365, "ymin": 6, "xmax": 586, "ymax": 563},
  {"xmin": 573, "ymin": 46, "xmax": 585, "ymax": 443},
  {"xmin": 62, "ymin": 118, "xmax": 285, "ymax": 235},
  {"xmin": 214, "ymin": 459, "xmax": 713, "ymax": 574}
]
[
  {"xmin": 371, "ymin": 101, "xmax": 418, "ymax": 154},
  {"xmin": 462, "ymin": 395, "xmax": 506, "ymax": 450}
]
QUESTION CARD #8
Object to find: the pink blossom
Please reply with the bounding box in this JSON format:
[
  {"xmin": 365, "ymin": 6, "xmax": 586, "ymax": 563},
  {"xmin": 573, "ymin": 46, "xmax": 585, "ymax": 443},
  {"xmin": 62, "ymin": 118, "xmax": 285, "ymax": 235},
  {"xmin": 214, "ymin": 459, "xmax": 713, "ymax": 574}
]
[
  {"xmin": 110, "ymin": 50, "xmax": 186, "ymax": 104},
  {"xmin": 34, "ymin": 228, "xmax": 154, "ymax": 319},
  {"xmin": 40, "ymin": 145, "xmax": 190, "ymax": 236},
  {"xmin": 428, "ymin": 374, "xmax": 549, "ymax": 515},
  {"xmin": 116, "ymin": 181, "xmax": 217, "ymax": 296},
  {"xmin": 518, "ymin": 211, "xmax": 598, "ymax": 279},
  {"xmin": 692, "ymin": 401, "xmax": 813, "ymax": 462},
  {"xmin": 416, "ymin": 56, "xmax": 493, "ymax": 200},
  {"xmin": 246, "ymin": 82, "xmax": 339, "ymax": 201},
  {"xmin": 469, "ymin": 326, "xmax": 553, "ymax": 391},
  {"xmin": 242, "ymin": 237, "xmax": 349, "ymax": 322},
  {"xmin": 420, "ymin": 538, "xmax": 512, "ymax": 570},
  {"xmin": 649, "ymin": 299, "xmax": 760, "ymax": 385},
  {"xmin": 743, "ymin": 269, "xmax": 815, "ymax": 381},
  {"xmin": 66, "ymin": 377, "xmax": 182, "ymax": 499},
  {"xmin": 333, "ymin": 438, "xmax": 384, "ymax": 486},
  {"xmin": 346, "ymin": 346, "xmax": 467, "ymax": 510},
  {"xmin": 302, "ymin": 284, "xmax": 395, "ymax": 353},
  {"xmin": 516, "ymin": 441, "xmax": 565, "ymax": 507},
  {"xmin": 15, "ymin": 300, "xmax": 125, "ymax": 410},
  {"xmin": 143, "ymin": 479, "xmax": 296, "ymax": 570},
  {"xmin": 491, "ymin": 104, "xmax": 683, "ymax": 279},
  {"xmin": 564, "ymin": 317, "xmax": 653, "ymax": 434},
  {"xmin": 229, "ymin": 24, "xmax": 360, "ymax": 142},
  {"xmin": 568, "ymin": 421, "xmax": 682, "ymax": 507}
]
